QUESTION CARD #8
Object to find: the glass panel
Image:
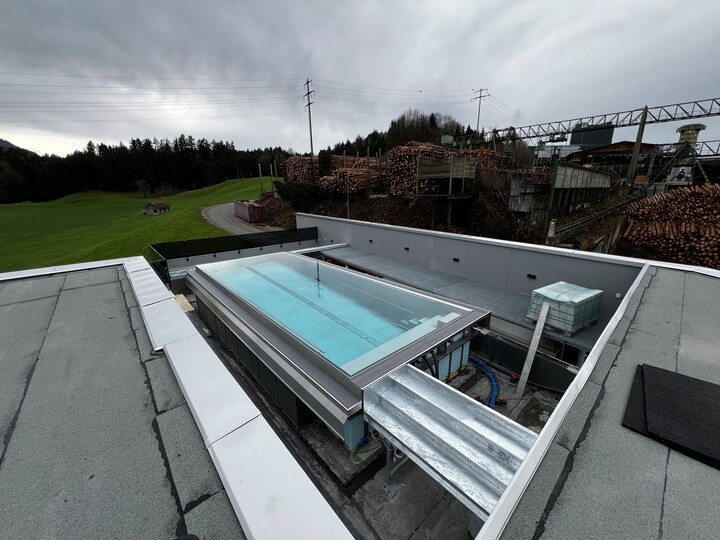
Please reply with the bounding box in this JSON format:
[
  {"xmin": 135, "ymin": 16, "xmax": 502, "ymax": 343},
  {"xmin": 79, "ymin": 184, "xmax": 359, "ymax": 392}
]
[{"xmin": 199, "ymin": 253, "xmax": 468, "ymax": 376}]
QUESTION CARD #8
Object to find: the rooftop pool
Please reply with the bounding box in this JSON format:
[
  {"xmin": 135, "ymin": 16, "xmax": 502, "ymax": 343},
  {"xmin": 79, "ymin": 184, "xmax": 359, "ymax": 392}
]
[{"xmin": 198, "ymin": 252, "xmax": 468, "ymax": 376}]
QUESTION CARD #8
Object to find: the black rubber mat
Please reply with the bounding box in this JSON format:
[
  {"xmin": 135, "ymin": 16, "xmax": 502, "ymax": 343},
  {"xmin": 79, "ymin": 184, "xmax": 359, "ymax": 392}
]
[
  {"xmin": 622, "ymin": 364, "xmax": 648, "ymax": 434},
  {"xmin": 623, "ymin": 364, "xmax": 720, "ymax": 469}
]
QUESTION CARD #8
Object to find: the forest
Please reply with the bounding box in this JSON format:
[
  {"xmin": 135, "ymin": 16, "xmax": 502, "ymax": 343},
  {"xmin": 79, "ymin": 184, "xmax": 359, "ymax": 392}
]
[{"xmin": 0, "ymin": 109, "xmax": 477, "ymax": 203}]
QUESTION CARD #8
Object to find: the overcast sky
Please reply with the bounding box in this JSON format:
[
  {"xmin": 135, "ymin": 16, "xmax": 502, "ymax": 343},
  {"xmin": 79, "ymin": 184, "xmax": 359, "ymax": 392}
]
[{"xmin": 1, "ymin": 0, "xmax": 719, "ymax": 156}]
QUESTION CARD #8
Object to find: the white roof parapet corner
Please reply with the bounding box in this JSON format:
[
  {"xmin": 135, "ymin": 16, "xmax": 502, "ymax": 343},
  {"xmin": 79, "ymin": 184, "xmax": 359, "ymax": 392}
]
[{"xmin": 127, "ymin": 267, "xmax": 174, "ymax": 307}]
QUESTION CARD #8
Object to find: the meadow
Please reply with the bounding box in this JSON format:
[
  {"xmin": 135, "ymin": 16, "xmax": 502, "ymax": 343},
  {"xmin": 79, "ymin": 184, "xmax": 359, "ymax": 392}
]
[{"xmin": 0, "ymin": 178, "xmax": 265, "ymax": 272}]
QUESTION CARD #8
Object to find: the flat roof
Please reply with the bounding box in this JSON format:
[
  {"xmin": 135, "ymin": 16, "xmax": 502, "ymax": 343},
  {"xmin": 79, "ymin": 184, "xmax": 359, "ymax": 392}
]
[
  {"xmin": 496, "ymin": 266, "xmax": 720, "ymax": 538},
  {"xmin": 0, "ymin": 265, "xmax": 242, "ymax": 538}
]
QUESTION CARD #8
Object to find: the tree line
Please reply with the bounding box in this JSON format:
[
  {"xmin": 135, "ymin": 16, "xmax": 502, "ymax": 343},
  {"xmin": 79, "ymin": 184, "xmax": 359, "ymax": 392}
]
[
  {"xmin": 329, "ymin": 109, "xmax": 477, "ymax": 157},
  {"xmin": 0, "ymin": 135, "xmax": 290, "ymax": 203},
  {"xmin": 0, "ymin": 109, "xmax": 476, "ymax": 203}
]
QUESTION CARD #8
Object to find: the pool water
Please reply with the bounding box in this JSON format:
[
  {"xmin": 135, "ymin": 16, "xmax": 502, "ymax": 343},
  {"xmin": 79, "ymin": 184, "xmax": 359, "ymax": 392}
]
[{"xmin": 202, "ymin": 253, "xmax": 465, "ymax": 376}]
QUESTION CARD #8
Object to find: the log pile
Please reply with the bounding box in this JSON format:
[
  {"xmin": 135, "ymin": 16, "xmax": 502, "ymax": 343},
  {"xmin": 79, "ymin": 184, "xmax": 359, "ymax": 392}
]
[
  {"xmin": 386, "ymin": 143, "xmax": 510, "ymax": 196},
  {"xmin": 285, "ymin": 156, "xmax": 319, "ymax": 183},
  {"xmin": 386, "ymin": 143, "xmax": 445, "ymax": 195},
  {"xmin": 621, "ymin": 184, "xmax": 720, "ymax": 269},
  {"xmin": 331, "ymin": 155, "xmax": 379, "ymax": 170},
  {"xmin": 318, "ymin": 168, "xmax": 381, "ymax": 193},
  {"xmin": 456, "ymin": 147, "xmax": 509, "ymax": 170}
]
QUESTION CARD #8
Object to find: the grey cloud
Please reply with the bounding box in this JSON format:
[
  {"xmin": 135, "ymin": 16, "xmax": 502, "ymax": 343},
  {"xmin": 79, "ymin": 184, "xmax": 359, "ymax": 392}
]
[{"xmin": 1, "ymin": 0, "xmax": 718, "ymax": 155}]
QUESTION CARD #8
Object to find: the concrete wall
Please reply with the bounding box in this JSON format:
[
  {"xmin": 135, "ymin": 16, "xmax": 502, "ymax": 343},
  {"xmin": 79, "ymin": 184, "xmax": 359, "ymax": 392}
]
[
  {"xmin": 296, "ymin": 214, "xmax": 644, "ymax": 319},
  {"xmin": 555, "ymin": 164, "xmax": 611, "ymax": 189}
]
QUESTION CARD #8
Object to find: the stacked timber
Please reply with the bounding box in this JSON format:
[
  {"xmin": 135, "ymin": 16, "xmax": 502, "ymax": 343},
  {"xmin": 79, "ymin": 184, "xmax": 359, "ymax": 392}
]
[
  {"xmin": 386, "ymin": 143, "xmax": 510, "ymax": 196},
  {"xmin": 331, "ymin": 155, "xmax": 379, "ymax": 170},
  {"xmin": 456, "ymin": 147, "xmax": 509, "ymax": 170},
  {"xmin": 386, "ymin": 143, "xmax": 446, "ymax": 195},
  {"xmin": 621, "ymin": 184, "xmax": 720, "ymax": 269},
  {"xmin": 285, "ymin": 156, "xmax": 319, "ymax": 183},
  {"xmin": 318, "ymin": 168, "xmax": 381, "ymax": 193}
]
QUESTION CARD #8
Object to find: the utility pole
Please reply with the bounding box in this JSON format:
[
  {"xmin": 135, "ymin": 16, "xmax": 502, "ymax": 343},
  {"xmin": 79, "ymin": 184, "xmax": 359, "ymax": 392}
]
[
  {"xmin": 471, "ymin": 88, "xmax": 489, "ymax": 134},
  {"xmin": 304, "ymin": 78, "xmax": 316, "ymax": 182}
]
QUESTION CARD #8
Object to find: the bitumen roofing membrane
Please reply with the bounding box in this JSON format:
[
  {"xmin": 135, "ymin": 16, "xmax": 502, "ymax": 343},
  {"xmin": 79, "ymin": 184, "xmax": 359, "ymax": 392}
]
[
  {"xmin": 0, "ymin": 267, "xmax": 244, "ymax": 539},
  {"xmin": 500, "ymin": 267, "xmax": 720, "ymax": 539}
]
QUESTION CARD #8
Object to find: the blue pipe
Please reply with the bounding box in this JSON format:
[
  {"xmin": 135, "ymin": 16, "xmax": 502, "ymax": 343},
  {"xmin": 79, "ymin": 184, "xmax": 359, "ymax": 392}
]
[{"xmin": 469, "ymin": 353, "xmax": 499, "ymax": 409}]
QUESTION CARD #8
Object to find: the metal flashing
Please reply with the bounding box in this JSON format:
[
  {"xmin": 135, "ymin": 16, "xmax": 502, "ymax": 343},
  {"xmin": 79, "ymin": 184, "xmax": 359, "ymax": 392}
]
[
  {"xmin": 164, "ymin": 334, "xmax": 261, "ymax": 446},
  {"xmin": 123, "ymin": 256, "xmax": 153, "ymax": 274},
  {"xmin": 0, "ymin": 258, "xmax": 128, "ymax": 282},
  {"xmin": 127, "ymin": 267, "xmax": 174, "ymax": 307},
  {"xmin": 140, "ymin": 298, "xmax": 197, "ymax": 351},
  {"xmin": 292, "ymin": 242, "xmax": 349, "ymax": 254},
  {"xmin": 209, "ymin": 415, "xmax": 354, "ymax": 540}
]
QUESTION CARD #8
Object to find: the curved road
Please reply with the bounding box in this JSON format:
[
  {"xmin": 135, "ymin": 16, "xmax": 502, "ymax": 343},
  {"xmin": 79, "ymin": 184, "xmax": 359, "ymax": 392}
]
[{"xmin": 202, "ymin": 203, "xmax": 281, "ymax": 235}]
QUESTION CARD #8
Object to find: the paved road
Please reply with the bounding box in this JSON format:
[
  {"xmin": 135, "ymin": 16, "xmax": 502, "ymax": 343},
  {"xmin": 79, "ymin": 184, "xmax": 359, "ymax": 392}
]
[{"xmin": 202, "ymin": 202, "xmax": 281, "ymax": 235}]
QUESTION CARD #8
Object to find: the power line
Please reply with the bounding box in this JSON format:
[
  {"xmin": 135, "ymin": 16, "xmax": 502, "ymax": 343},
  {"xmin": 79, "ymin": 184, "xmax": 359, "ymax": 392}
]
[
  {"xmin": 0, "ymin": 70, "xmax": 304, "ymax": 82},
  {"xmin": 314, "ymin": 79, "xmax": 473, "ymax": 94},
  {"xmin": 0, "ymin": 101, "xmax": 304, "ymax": 116},
  {"xmin": 0, "ymin": 110, "xmax": 305, "ymax": 123},
  {"xmin": 485, "ymin": 100, "xmax": 522, "ymax": 124},
  {"xmin": 0, "ymin": 98, "xmax": 303, "ymax": 109},
  {"xmin": 0, "ymin": 82, "xmax": 300, "ymax": 90},
  {"xmin": 314, "ymin": 83, "xmax": 471, "ymax": 97},
  {"xmin": 488, "ymin": 95, "xmax": 523, "ymax": 122},
  {"xmin": 0, "ymin": 88, "xmax": 298, "ymax": 96}
]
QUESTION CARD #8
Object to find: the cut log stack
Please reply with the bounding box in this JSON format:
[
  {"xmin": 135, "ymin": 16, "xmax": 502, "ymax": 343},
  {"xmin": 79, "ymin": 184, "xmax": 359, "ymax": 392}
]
[
  {"xmin": 386, "ymin": 143, "xmax": 509, "ymax": 196},
  {"xmin": 622, "ymin": 184, "xmax": 720, "ymax": 269},
  {"xmin": 317, "ymin": 156, "xmax": 383, "ymax": 193},
  {"xmin": 456, "ymin": 147, "xmax": 509, "ymax": 170},
  {"xmin": 285, "ymin": 156, "xmax": 319, "ymax": 183},
  {"xmin": 318, "ymin": 168, "xmax": 381, "ymax": 193},
  {"xmin": 386, "ymin": 143, "xmax": 446, "ymax": 195}
]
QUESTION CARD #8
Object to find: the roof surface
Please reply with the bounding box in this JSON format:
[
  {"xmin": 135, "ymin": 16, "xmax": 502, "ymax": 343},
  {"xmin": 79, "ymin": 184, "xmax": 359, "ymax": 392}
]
[
  {"xmin": 500, "ymin": 266, "xmax": 720, "ymax": 539},
  {"xmin": 0, "ymin": 266, "xmax": 243, "ymax": 538}
]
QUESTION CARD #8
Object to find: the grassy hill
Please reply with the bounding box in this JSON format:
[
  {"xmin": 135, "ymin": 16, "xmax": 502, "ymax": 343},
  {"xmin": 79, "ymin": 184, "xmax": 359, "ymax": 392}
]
[{"xmin": 0, "ymin": 178, "xmax": 266, "ymax": 272}]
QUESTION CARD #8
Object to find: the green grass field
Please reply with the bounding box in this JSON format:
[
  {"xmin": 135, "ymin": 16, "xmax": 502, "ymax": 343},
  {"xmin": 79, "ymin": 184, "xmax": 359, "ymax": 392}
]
[{"xmin": 0, "ymin": 178, "xmax": 266, "ymax": 272}]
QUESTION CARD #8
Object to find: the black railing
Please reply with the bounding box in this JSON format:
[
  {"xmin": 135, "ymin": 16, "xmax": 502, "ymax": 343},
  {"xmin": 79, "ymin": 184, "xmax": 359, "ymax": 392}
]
[{"xmin": 150, "ymin": 227, "xmax": 318, "ymax": 260}]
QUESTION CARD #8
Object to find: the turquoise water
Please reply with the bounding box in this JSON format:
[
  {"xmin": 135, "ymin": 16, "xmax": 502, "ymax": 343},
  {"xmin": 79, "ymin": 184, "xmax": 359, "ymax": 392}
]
[
  {"xmin": 204, "ymin": 253, "xmax": 464, "ymax": 376},
  {"xmin": 214, "ymin": 260, "xmax": 406, "ymax": 374}
]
